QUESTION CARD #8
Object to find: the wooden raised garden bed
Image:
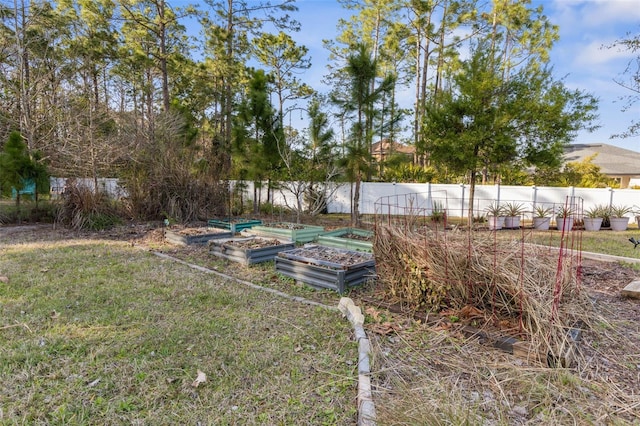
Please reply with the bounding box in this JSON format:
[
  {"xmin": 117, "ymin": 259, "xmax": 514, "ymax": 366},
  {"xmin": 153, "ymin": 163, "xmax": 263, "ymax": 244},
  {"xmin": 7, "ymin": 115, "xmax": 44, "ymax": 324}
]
[
  {"xmin": 248, "ymin": 222, "xmax": 325, "ymax": 243},
  {"xmin": 209, "ymin": 236, "xmax": 295, "ymax": 265},
  {"xmin": 207, "ymin": 218, "xmax": 262, "ymax": 233},
  {"xmin": 165, "ymin": 227, "xmax": 233, "ymax": 246},
  {"xmin": 275, "ymin": 245, "xmax": 376, "ymax": 293},
  {"xmin": 316, "ymin": 227, "xmax": 374, "ymax": 252}
]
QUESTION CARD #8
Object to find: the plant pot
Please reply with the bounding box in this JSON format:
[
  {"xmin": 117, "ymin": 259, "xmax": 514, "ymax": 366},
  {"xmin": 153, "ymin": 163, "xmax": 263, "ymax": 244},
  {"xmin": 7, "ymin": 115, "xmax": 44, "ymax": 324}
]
[
  {"xmin": 556, "ymin": 216, "xmax": 574, "ymax": 232},
  {"xmin": 583, "ymin": 217, "xmax": 603, "ymax": 231},
  {"xmin": 487, "ymin": 216, "xmax": 505, "ymax": 230},
  {"xmin": 609, "ymin": 217, "xmax": 630, "ymax": 231},
  {"xmin": 504, "ymin": 216, "xmax": 521, "ymax": 229},
  {"xmin": 533, "ymin": 217, "xmax": 551, "ymax": 231}
]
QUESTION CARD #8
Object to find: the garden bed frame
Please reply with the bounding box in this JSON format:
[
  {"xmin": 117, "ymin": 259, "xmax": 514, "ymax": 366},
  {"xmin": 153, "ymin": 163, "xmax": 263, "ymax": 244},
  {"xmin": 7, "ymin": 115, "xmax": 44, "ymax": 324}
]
[
  {"xmin": 275, "ymin": 245, "xmax": 375, "ymax": 293},
  {"xmin": 207, "ymin": 218, "xmax": 262, "ymax": 233},
  {"xmin": 249, "ymin": 222, "xmax": 325, "ymax": 243},
  {"xmin": 316, "ymin": 227, "xmax": 374, "ymax": 252},
  {"xmin": 165, "ymin": 228, "xmax": 233, "ymax": 246},
  {"xmin": 209, "ymin": 236, "xmax": 295, "ymax": 265}
]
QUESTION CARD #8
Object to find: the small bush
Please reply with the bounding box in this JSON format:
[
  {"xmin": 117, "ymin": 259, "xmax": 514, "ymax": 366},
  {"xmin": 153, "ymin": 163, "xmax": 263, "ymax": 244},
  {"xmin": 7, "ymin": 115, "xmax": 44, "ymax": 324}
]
[
  {"xmin": 260, "ymin": 202, "xmax": 290, "ymax": 215},
  {"xmin": 56, "ymin": 183, "xmax": 122, "ymax": 230}
]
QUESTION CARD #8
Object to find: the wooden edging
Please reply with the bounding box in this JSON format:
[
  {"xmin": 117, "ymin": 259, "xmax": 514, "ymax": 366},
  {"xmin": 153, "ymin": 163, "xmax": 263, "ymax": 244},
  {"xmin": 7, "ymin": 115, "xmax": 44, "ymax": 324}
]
[{"xmin": 339, "ymin": 298, "xmax": 376, "ymax": 426}]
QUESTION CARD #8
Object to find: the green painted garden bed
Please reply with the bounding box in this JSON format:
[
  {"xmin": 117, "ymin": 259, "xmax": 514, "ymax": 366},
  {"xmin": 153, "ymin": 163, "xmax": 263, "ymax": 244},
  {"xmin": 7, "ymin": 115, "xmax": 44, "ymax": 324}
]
[
  {"xmin": 207, "ymin": 218, "xmax": 262, "ymax": 233},
  {"xmin": 249, "ymin": 222, "xmax": 325, "ymax": 243},
  {"xmin": 316, "ymin": 227, "xmax": 374, "ymax": 252}
]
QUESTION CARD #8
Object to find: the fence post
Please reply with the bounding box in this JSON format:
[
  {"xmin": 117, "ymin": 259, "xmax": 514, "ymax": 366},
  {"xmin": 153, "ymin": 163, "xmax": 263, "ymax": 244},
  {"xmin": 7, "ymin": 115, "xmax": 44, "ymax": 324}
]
[
  {"xmin": 460, "ymin": 184, "xmax": 466, "ymax": 219},
  {"xmin": 608, "ymin": 187, "xmax": 614, "ymax": 208}
]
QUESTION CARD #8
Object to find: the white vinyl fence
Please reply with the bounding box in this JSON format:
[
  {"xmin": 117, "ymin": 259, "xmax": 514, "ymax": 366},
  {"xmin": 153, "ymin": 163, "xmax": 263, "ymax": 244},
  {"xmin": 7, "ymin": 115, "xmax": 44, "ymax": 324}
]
[
  {"xmin": 244, "ymin": 181, "xmax": 640, "ymax": 219},
  {"xmin": 50, "ymin": 177, "xmax": 126, "ymax": 199},
  {"xmin": 54, "ymin": 178, "xmax": 640, "ymax": 219}
]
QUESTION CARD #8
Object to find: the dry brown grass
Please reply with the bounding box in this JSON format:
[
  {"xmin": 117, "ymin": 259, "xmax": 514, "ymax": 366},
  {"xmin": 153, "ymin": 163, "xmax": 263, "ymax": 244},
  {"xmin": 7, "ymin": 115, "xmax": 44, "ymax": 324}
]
[
  {"xmin": 373, "ymin": 224, "xmax": 594, "ymax": 365},
  {"xmin": 368, "ymin": 318, "xmax": 640, "ymax": 425}
]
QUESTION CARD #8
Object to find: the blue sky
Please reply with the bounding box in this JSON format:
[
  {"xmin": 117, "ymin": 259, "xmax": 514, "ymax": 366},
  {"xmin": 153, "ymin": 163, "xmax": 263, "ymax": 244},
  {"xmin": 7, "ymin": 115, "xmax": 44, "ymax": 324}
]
[{"xmin": 288, "ymin": 0, "xmax": 640, "ymax": 151}]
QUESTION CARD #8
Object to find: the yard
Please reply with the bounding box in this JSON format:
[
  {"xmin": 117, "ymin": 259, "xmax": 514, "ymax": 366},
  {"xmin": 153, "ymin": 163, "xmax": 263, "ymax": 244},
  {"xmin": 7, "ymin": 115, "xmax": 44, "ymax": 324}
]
[
  {"xmin": 1, "ymin": 222, "xmax": 639, "ymax": 425},
  {"xmin": 0, "ymin": 225, "xmax": 356, "ymax": 424}
]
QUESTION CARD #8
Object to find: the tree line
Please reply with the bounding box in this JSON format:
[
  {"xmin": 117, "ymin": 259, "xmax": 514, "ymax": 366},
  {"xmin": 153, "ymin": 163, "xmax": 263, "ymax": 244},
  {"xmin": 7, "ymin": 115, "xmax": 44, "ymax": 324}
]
[{"xmin": 0, "ymin": 0, "xmax": 637, "ymax": 226}]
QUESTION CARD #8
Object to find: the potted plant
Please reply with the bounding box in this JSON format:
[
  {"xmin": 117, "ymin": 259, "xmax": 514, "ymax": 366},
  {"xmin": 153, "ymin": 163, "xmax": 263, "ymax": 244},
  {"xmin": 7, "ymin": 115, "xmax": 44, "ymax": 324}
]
[
  {"xmin": 583, "ymin": 205, "xmax": 605, "ymax": 231},
  {"xmin": 484, "ymin": 202, "xmax": 505, "ymax": 230},
  {"xmin": 503, "ymin": 202, "xmax": 525, "ymax": 229},
  {"xmin": 555, "ymin": 205, "xmax": 575, "ymax": 232},
  {"xmin": 532, "ymin": 205, "xmax": 553, "ymax": 231},
  {"xmin": 609, "ymin": 204, "xmax": 632, "ymax": 231}
]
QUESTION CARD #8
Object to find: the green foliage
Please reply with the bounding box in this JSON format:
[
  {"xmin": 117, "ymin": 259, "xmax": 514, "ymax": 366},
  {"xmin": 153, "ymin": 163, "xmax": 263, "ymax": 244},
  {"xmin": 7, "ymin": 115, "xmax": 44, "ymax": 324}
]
[
  {"xmin": 382, "ymin": 163, "xmax": 436, "ymax": 183},
  {"xmin": 0, "ymin": 131, "xmax": 49, "ymax": 204},
  {"xmin": 422, "ymin": 40, "xmax": 597, "ymax": 223},
  {"xmin": 533, "ymin": 205, "xmax": 553, "ymax": 218},
  {"xmin": 0, "ymin": 132, "xmax": 31, "ymax": 198},
  {"xmin": 503, "ymin": 202, "xmax": 525, "ymax": 217},
  {"xmin": 233, "ymin": 68, "xmax": 283, "ymax": 214},
  {"xmin": 585, "ymin": 204, "xmax": 608, "ymax": 218},
  {"xmin": 560, "ymin": 154, "xmax": 618, "ymax": 188},
  {"xmin": 259, "ymin": 202, "xmax": 290, "ymax": 215}
]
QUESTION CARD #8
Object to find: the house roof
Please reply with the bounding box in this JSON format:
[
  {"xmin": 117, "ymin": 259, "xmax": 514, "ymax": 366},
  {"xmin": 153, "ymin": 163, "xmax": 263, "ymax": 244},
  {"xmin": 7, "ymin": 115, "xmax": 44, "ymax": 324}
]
[
  {"xmin": 371, "ymin": 139, "xmax": 415, "ymax": 156},
  {"xmin": 564, "ymin": 143, "xmax": 640, "ymax": 176}
]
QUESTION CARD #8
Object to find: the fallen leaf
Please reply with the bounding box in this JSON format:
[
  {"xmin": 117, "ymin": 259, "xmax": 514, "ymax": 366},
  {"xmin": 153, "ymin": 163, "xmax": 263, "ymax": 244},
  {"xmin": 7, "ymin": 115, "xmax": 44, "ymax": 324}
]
[
  {"xmin": 368, "ymin": 322, "xmax": 400, "ymax": 335},
  {"xmin": 294, "ymin": 344, "xmax": 303, "ymax": 352},
  {"xmin": 460, "ymin": 305, "xmax": 484, "ymax": 320},
  {"xmin": 0, "ymin": 276, "xmax": 8, "ymax": 283},
  {"xmin": 50, "ymin": 310, "xmax": 60, "ymax": 319},
  {"xmin": 192, "ymin": 370, "xmax": 206, "ymax": 387},
  {"xmin": 364, "ymin": 306, "xmax": 381, "ymax": 322},
  {"xmin": 87, "ymin": 378, "xmax": 100, "ymax": 387}
]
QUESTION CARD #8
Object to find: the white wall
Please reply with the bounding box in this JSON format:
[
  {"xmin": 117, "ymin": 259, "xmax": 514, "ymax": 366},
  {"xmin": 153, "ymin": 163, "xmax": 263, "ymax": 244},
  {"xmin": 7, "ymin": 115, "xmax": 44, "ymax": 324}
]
[
  {"xmin": 65, "ymin": 178, "xmax": 640, "ymax": 218},
  {"xmin": 240, "ymin": 181, "xmax": 640, "ymax": 218},
  {"xmin": 50, "ymin": 177, "xmax": 126, "ymax": 199}
]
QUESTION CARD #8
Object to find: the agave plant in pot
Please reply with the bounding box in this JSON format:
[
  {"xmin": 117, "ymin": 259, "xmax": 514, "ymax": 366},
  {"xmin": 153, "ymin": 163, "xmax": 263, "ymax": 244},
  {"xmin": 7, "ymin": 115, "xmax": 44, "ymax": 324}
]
[
  {"xmin": 555, "ymin": 205, "xmax": 575, "ymax": 232},
  {"xmin": 503, "ymin": 202, "xmax": 525, "ymax": 229},
  {"xmin": 583, "ymin": 204, "xmax": 606, "ymax": 231},
  {"xmin": 532, "ymin": 205, "xmax": 553, "ymax": 231},
  {"xmin": 609, "ymin": 205, "xmax": 632, "ymax": 231},
  {"xmin": 484, "ymin": 202, "xmax": 505, "ymax": 230}
]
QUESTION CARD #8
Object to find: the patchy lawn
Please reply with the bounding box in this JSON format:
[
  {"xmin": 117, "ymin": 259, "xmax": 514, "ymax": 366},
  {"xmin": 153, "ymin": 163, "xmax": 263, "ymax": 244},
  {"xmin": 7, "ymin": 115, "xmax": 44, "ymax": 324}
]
[
  {"xmin": 0, "ymin": 230, "xmax": 357, "ymax": 424},
  {"xmin": 2, "ymin": 222, "xmax": 640, "ymax": 425}
]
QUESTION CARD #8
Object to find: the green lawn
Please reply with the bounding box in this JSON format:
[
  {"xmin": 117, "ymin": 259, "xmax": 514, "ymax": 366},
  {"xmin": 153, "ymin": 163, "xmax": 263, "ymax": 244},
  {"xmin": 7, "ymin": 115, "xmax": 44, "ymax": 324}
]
[
  {"xmin": 528, "ymin": 228, "xmax": 640, "ymax": 260},
  {"xmin": 0, "ymin": 237, "xmax": 357, "ymax": 424}
]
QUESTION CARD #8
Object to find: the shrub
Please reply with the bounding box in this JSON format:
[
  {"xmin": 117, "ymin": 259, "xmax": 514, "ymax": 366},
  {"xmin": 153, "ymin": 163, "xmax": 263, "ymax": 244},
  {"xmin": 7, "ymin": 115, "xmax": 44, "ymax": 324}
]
[{"xmin": 55, "ymin": 183, "xmax": 122, "ymax": 230}]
